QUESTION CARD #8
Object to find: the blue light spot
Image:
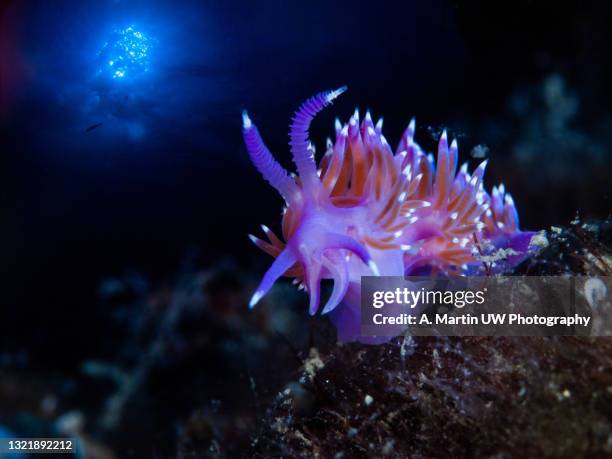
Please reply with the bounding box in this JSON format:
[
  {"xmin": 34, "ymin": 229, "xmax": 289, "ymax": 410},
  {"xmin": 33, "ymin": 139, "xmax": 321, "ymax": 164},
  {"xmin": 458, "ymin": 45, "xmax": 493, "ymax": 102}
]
[{"xmin": 98, "ymin": 25, "xmax": 152, "ymax": 81}]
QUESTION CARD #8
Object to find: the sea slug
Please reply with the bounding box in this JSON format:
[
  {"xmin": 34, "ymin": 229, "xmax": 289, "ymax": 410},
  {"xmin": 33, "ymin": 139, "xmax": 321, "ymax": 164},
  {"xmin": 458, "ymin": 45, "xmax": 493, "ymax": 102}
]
[{"xmin": 242, "ymin": 87, "xmax": 536, "ymax": 342}]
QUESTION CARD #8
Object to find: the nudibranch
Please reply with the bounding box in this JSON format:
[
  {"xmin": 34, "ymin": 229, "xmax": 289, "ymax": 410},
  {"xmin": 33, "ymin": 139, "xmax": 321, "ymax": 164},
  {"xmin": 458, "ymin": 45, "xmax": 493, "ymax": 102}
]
[{"xmin": 243, "ymin": 87, "xmax": 536, "ymax": 342}]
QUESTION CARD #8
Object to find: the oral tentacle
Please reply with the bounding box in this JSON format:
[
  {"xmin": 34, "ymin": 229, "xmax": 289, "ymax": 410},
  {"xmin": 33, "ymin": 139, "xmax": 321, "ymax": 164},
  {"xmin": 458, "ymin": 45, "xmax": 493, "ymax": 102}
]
[
  {"xmin": 321, "ymin": 232, "xmax": 378, "ymax": 273},
  {"xmin": 249, "ymin": 248, "xmax": 297, "ymax": 308},
  {"xmin": 321, "ymin": 253, "xmax": 351, "ymax": 315},
  {"xmin": 305, "ymin": 261, "xmax": 323, "ymax": 315}
]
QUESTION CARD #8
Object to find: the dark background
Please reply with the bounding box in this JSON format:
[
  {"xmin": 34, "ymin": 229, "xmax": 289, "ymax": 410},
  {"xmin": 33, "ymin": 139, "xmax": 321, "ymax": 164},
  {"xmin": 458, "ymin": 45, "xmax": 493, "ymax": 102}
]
[{"xmin": 0, "ymin": 0, "xmax": 610, "ymax": 365}]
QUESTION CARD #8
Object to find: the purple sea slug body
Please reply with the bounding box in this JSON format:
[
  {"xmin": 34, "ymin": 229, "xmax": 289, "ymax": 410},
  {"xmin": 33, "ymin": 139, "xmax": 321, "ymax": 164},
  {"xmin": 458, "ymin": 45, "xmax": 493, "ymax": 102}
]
[{"xmin": 242, "ymin": 88, "xmax": 536, "ymax": 343}]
